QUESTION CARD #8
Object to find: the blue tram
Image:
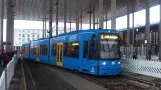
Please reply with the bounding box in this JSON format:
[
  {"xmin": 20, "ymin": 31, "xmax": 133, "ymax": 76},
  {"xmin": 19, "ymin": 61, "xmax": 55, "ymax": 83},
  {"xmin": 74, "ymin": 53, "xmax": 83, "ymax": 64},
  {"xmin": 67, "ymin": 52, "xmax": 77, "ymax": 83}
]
[{"xmin": 22, "ymin": 29, "xmax": 121, "ymax": 75}]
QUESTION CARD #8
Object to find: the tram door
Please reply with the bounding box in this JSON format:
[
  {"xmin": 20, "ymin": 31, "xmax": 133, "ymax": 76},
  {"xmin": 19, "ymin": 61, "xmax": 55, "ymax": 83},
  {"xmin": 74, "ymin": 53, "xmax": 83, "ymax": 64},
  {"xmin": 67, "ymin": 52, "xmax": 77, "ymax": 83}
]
[
  {"xmin": 56, "ymin": 42, "xmax": 63, "ymax": 67},
  {"xmin": 36, "ymin": 45, "xmax": 40, "ymax": 61}
]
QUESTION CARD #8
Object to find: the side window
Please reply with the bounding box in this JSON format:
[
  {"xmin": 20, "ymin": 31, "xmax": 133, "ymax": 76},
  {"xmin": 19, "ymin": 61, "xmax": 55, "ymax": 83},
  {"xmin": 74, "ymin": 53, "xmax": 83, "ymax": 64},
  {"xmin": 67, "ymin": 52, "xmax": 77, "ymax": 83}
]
[
  {"xmin": 63, "ymin": 43, "xmax": 68, "ymax": 56},
  {"xmin": 22, "ymin": 47, "xmax": 25, "ymax": 53},
  {"xmin": 40, "ymin": 45, "xmax": 47, "ymax": 55},
  {"xmin": 31, "ymin": 47, "xmax": 36, "ymax": 54},
  {"xmin": 52, "ymin": 44, "xmax": 56, "ymax": 56},
  {"xmin": 83, "ymin": 41, "xmax": 88, "ymax": 58},
  {"xmin": 68, "ymin": 42, "xmax": 79, "ymax": 58}
]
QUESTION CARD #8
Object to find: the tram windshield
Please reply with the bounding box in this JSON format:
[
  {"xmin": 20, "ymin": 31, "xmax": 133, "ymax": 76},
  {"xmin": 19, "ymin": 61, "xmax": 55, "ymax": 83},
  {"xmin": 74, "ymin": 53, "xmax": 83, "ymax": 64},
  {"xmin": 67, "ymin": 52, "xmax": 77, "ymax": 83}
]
[{"xmin": 100, "ymin": 34, "xmax": 120, "ymax": 60}]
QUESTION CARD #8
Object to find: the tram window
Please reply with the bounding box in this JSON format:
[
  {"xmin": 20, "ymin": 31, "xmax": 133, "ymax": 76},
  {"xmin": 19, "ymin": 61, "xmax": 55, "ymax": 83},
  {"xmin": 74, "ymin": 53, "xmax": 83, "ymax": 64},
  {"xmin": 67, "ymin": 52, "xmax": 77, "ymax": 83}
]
[
  {"xmin": 63, "ymin": 43, "xmax": 68, "ymax": 56},
  {"xmin": 83, "ymin": 41, "xmax": 88, "ymax": 58},
  {"xmin": 22, "ymin": 47, "xmax": 25, "ymax": 53},
  {"xmin": 89, "ymin": 40, "xmax": 97, "ymax": 59},
  {"xmin": 40, "ymin": 45, "xmax": 47, "ymax": 55},
  {"xmin": 52, "ymin": 44, "xmax": 56, "ymax": 56},
  {"xmin": 67, "ymin": 42, "xmax": 79, "ymax": 58},
  {"xmin": 31, "ymin": 47, "xmax": 36, "ymax": 54}
]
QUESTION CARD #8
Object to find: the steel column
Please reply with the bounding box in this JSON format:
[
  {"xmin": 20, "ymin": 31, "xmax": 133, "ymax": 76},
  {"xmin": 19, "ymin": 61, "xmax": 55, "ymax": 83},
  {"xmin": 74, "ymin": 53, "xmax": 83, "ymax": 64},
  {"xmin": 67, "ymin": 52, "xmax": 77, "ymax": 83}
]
[
  {"xmin": 70, "ymin": 16, "xmax": 71, "ymax": 32},
  {"xmin": 44, "ymin": 18, "xmax": 46, "ymax": 38},
  {"xmin": 56, "ymin": 0, "xmax": 58, "ymax": 35},
  {"xmin": 145, "ymin": 0, "xmax": 150, "ymax": 59},
  {"xmin": 159, "ymin": 0, "xmax": 161, "ymax": 60},
  {"xmin": 105, "ymin": 7, "xmax": 108, "ymax": 29},
  {"xmin": 64, "ymin": 0, "xmax": 67, "ymax": 33},
  {"xmin": 49, "ymin": 0, "xmax": 53, "ymax": 37},
  {"xmin": 132, "ymin": 0, "xmax": 135, "ymax": 46},
  {"xmin": 89, "ymin": 13, "xmax": 92, "ymax": 29},
  {"xmin": 42, "ymin": 19, "xmax": 44, "ymax": 38},
  {"xmin": 127, "ymin": 0, "xmax": 130, "ymax": 45},
  {"xmin": 0, "ymin": 0, "xmax": 4, "ymax": 50},
  {"xmin": 93, "ymin": 0, "xmax": 95, "ymax": 30},
  {"xmin": 6, "ymin": 0, "xmax": 11, "ymax": 50},
  {"xmin": 11, "ymin": 8, "xmax": 14, "ymax": 49},
  {"xmin": 80, "ymin": 16, "xmax": 82, "ymax": 30},
  {"xmin": 98, "ymin": 0, "xmax": 104, "ymax": 29},
  {"xmin": 76, "ymin": 17, "xmax": 79, "ymax": 30},
  {"xmin": 76, "ymin": 0, "xmax": 80, "ymax": 30},
  {"xmin": 89, "ymin": 1, "xmax": 92, "ymax": 29},
  {"xmin": 111, "ymin": 0, "xmax": 116, "ymax": 29}
]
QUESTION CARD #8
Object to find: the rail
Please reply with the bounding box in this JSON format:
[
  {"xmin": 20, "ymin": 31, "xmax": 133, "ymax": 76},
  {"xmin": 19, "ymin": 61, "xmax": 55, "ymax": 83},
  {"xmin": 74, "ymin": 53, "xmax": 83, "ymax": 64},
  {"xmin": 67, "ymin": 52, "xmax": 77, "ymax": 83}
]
[{"xmin": 0, "ymin": 55, "xmax": 18, "ymax": 90}]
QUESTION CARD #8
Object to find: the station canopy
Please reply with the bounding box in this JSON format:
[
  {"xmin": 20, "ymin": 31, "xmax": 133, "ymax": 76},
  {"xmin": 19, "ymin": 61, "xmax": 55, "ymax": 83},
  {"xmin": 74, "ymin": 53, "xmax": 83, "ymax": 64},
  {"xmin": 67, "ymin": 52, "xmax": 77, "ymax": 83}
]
[{"xmin": 7, "ymin": 0, "xmax": 160, "ymax": 24}]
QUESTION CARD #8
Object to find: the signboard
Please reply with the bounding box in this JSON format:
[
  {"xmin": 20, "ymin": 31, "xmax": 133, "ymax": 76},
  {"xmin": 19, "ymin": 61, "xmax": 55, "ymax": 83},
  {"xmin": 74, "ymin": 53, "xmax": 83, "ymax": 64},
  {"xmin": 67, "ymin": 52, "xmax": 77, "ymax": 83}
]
[{"xmin": 100, "ymin": 35, "xmax": 118, "ymax": 40}]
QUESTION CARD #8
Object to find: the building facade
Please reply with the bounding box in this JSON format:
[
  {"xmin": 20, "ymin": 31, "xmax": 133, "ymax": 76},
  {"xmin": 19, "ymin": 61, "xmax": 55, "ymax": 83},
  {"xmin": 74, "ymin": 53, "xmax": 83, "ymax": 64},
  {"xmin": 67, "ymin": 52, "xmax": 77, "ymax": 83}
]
[
  {"xmin": 14, "ymin": 29, "xmax": 43, "ymax": 46},
  {"xmin": 14, "ymin": 27, "xmax": 76, "ymax": 46}
]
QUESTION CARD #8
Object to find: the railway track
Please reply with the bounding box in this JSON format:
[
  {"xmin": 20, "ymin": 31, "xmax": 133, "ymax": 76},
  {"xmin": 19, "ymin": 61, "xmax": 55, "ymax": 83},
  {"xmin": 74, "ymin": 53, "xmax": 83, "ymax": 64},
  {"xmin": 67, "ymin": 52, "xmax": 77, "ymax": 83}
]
[
  {"xmin": 24, "ymin": 61, "xmax": 161, "ymax": 90},
  {"xmin": 23, "ymin": 60, "xmax": 76, "ymax": 90},
  {"xmin": 41, "ymin": 63, "xmax": 161, "ymax": 90}
]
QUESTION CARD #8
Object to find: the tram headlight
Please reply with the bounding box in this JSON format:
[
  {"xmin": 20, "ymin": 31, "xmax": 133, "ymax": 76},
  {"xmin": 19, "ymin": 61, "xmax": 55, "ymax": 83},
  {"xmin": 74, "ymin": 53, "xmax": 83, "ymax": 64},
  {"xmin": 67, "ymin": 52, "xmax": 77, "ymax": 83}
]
[
  {"xmin": 118, "ymin": 62, "xmax": 120, "ymax": 64},
  {"xmin": 103, "ymin": 62, "xmax": 106, "ymax": 65}
]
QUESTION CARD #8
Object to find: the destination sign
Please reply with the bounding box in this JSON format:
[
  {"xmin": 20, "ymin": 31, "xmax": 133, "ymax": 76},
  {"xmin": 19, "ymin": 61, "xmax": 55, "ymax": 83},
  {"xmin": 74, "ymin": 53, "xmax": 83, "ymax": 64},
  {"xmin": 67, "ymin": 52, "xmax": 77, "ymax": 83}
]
[{"xmin": 100, "ymin": 35, "xmax": 118, "ymax": 40}]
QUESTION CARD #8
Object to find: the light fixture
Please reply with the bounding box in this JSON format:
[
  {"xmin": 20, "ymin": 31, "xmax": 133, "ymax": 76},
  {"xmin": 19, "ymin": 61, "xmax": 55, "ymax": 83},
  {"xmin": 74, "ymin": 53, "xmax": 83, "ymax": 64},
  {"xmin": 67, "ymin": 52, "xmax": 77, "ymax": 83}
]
[
  {"xmin": 118, "ymin": 62, "xmax": 120, "ymax": 64},
  {"xmin": 103, "ymin": 62, "xmax": 106, "ymax": 65}
]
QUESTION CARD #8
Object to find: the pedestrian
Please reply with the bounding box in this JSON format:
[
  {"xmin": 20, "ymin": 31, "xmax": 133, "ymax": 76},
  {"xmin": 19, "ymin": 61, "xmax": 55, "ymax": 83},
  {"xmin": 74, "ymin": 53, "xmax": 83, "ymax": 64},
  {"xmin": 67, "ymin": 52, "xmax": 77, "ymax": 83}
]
[
  {"xmin": 1, "ymin": 50, "xmax": 5, "ymax": 68},
  {"xmin": 148, "ymin": 49, "xmax": 152, "ymax": 59},
  {"xmin": 133, "ymin": 51, "xmax": 137, "ymax": 59},
  {"xmin": 3, "ymin": 51, "xmax": 11, "ymax": 68},
  {"xmin": 0, "ymin": 51, "xmax": 2, "ymax": 67}
]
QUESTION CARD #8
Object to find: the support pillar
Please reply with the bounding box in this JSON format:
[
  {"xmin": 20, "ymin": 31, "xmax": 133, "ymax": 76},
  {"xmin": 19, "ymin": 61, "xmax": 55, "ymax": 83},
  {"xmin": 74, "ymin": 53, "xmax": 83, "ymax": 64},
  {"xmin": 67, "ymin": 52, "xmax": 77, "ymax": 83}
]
[
  {"xmin": 80, "ymin": 2, "xmax": 82, "ymax": 30},
  {"xmin": 0, "ymin": 0, "xmax": 4, "ymax": 50},
  {"xmin": 111, "ymin": 0, "xmax": 116, "ymax": 29},
  {"xmin": 76, "ymin": 16, "xmax": 79, "ymax": 30},
  {"xmin": 89, "ymin": 12, "xmax": 92, "ymax": 29},
  {"xmin": 42, "ymin": 19, "xmax": 44, "ymax": 38},
  {"xmin": 105, "ymin": 6, "xmax": 108, "ymax": 29},
  {"xmin": 132, "ymin": 0, "xmax": 135, "ymax": 46},
  {"xmin": 80, "ymin": 16, "xmax": 82, "ymax": 30},
  {"xmin": 6, "ymin": 0, "xmax": 11, "ymax": 50},
  {"xmin": 159, "ymin": 0, "xmax": 161, "ymax": 60},
  {"xmin": 70, "ymin": 16, "xmax": 71, "ymax": 32},
  {"xmin": 76, "ymin": 0, "xmax": 80, "ymax": 30},
  {"xmin": 98, "ymin": 0, "xmax": 104, "ymax": 29},
  {"xmin": 89, "ymin": 1, "xmax": 92, "ymax": 29},
  {"xmin": 49, "ymin": 0, "xmax": 53, "ymax": 37},
  {"xmin": 64, "ymin": 0, "xmax": 67, "ymax": 33},
  {"xmin": 93, "ymin": 0, "xmax": 95, "ymax": 30},
  {"xmin": 10, "ymin": 7, "xmax": 14, "ymax": 49},
  {"xmin": 44, "ymin": 18, "xmax": 46, "ymax": 38},
  {"xmin": 56, "ymin": 0, "xmax": 58, "ymax": 35},
  {"xmin": 127, "ymin": 0, "xmax": 130, "ymax": 45},
  {"xmin": 145, "ymin": 0, "xmax": 150, "ymax": 59}
]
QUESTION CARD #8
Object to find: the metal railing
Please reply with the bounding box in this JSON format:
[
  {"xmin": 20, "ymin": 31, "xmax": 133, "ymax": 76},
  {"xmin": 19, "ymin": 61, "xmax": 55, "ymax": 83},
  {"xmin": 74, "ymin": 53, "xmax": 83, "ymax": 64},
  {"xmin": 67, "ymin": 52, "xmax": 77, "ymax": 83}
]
[
  {"xmin": 121, "ymin": 58, "xmax": 161, "ymax": 78},
  {"xmin": 0, "ymin": 55, "xmax": 18, "ymax": 90},
  {"xmin": 120, "ymin": 45, "xmax": 147, "ymax": 59}
]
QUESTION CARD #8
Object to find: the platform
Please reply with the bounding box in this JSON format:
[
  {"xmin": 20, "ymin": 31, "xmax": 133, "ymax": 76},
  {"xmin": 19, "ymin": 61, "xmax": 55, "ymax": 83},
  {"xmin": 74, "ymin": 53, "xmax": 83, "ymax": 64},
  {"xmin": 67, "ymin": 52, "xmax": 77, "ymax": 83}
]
[{"xmin": 22, "ymin": 60, "xmax": 107, "ymax": 90}]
